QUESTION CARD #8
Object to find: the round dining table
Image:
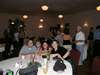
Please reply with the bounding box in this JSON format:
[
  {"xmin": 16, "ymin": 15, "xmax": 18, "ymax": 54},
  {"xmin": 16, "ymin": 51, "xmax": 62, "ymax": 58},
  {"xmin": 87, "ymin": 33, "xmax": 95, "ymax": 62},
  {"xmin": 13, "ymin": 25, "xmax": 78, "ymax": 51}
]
[{"xmin": 0, "ymin": 56, "xmax": 73, "ymax": 75}]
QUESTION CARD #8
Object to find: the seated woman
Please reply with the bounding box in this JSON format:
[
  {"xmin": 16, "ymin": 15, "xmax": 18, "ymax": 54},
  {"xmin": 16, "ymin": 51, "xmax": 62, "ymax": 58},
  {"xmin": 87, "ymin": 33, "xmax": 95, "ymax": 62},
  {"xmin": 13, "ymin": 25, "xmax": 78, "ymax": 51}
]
[
  {"xmin": 35, "ymin": 41, "xmax": 41, "ymax": 51},
  {"xmin": 19, "ymin": 39, "xmax": 37, "ymax": 55},
  {"xmin": 50, "ymin": 40, "xmax": 70, "ymax": 60},
  {"xmin": 63, "ymin": 28, "xmax": 72, "ymax": 51},
  {"xmin": 39, "ymin": 41, "xmax": 52, "ymax": 55},
  {"xmin": 35, "ymin": 40, "xmax": 42, "ymax": 55},
  {"xmin": 51, "ymin": 40, "xmax": 77, "ymax": 75}
]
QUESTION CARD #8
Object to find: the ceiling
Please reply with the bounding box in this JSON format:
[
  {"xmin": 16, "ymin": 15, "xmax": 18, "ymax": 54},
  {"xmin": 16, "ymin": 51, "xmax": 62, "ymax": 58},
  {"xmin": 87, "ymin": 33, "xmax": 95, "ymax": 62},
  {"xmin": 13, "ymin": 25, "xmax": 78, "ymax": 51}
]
[{"xmin": 0, "ymin": 0, "xmax": 97, "ymax": 15}]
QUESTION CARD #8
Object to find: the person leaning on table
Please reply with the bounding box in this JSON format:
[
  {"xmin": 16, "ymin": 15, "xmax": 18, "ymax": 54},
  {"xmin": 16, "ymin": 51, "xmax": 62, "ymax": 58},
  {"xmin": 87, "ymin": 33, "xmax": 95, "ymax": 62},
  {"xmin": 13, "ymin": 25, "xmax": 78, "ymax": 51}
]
[
  {"xmin": 19, "ymin": 39, "xmax": 37, "ymax": 56},
  {"xmin": 50, "ymin": 40, "xmax": 77, "ymax": 75},
  {"xmin": 50, "ymin": 40, "xmax": 69, "ymax": 59}
]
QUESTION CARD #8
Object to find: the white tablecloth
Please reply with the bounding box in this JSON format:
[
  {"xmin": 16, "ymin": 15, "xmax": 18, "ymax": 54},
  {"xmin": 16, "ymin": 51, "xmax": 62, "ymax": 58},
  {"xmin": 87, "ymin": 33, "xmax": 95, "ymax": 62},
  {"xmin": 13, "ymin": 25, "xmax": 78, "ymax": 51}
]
[
  {"xmin": 0, "ymin": 57, "xmax": 72, "ymax": 75},
  {"xmin": 38, "ymin": 60, "xmax": 72, "ymax": 75}
]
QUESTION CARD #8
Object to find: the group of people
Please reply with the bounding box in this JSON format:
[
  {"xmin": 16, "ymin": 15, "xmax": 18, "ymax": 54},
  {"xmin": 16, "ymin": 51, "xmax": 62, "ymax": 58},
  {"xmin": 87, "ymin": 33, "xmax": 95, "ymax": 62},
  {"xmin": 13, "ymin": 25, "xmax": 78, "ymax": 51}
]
[
  {"xmin": 3, "ymin": 27, "xmax": 25, "ymax": 58},
  {"xmin": 19, "ymin": 25, "xmax": 86, "ymax": 75},
  {"xmin": 88, "ymin": 25, "xmax": 100, "ymax": 57},
  {"xmin": 19, "ymin": 25, "xmax": 86, "ymax": 66},
  {"xmin": 19, "ymin": 39, "xmax": 70, "ymax": 61},
  {"xmin": 4, "ymin": 24, "xmax": 100, "ymax": 67},
  {"xmin": 55, "ymin": 25, "xmax": 86, "ymax": 65}
]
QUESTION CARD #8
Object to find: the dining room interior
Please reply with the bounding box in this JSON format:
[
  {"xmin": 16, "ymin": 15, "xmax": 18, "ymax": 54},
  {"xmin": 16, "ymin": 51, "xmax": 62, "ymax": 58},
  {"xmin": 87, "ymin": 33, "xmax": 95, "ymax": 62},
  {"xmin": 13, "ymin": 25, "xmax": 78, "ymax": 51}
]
[{"xmin": 0, "ymin": 0, "xmax": 100, "ymax": 75}]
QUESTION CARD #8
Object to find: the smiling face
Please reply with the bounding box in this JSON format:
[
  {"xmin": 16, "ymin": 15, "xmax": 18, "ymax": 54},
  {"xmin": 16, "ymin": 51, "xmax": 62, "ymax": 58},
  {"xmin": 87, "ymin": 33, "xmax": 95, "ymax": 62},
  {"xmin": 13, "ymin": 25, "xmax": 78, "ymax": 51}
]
[
  {"xmin": 42, "ymin": 42, "xmax": 48, "ymax": 49},
  {"xmin": 36, "ymin": 41, "xmax": 41, "ymax": 48},
  {"xmin": 52, "ymin": 41, "xmax": 58, "ymax": 49}
]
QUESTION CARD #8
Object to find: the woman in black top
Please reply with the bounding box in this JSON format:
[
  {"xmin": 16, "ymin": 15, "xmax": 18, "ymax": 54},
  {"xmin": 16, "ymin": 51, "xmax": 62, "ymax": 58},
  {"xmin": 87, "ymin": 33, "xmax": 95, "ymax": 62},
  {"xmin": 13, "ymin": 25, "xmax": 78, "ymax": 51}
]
[
  {"xmin": 63, "ymin": 28, "xmax": 71, "ymax": 45},
  {"xmin": 51, "ymin": 40, "xmax": 77, "ymax": 75},
  {"xmin": 51, "ymin": 40, "xmax": 70, "ymax": 60}
]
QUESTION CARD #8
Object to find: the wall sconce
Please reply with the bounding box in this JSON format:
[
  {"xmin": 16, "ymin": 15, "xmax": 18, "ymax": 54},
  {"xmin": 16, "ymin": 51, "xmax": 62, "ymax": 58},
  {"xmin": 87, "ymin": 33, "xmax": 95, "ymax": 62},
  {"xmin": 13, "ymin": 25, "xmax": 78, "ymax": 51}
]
[{"xmin": 84, "ymin": 22, "xmax": 88, "ymax": 27}]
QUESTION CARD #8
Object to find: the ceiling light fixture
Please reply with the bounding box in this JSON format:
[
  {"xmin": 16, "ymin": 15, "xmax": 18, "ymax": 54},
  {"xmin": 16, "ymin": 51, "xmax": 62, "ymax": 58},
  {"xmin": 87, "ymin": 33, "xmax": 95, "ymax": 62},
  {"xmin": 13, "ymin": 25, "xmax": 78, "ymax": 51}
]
[
  {"xmin": 96, "ymin": 5, "xmax": 100, "ymax": 11},
  {"xmin": 41, "ymin": 5, "xmax": 48, "ymax": 11},
  {"xmin": 11, "ymin": 22, "xmax": 15, "ymax": 25},
  {"xmin": 58, "ymin": 14, "xmax": 64, "ymax": 19}
]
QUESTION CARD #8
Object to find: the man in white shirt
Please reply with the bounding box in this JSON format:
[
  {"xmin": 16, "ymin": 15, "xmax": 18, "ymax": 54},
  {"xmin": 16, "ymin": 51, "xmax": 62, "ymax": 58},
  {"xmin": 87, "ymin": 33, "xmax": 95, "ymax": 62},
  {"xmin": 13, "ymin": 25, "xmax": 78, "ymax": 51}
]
[{"xmin": 75, "ymin": 26, "xmax": 85, "ymax": 65}]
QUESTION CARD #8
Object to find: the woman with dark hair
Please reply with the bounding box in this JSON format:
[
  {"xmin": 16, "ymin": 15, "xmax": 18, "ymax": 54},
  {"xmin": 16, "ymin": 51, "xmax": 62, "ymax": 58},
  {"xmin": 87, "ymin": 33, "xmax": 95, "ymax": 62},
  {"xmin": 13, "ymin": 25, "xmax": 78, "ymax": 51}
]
[
  {"xmin": 63, "ymin": 29, "xmax": 71, "ymax": 44},
  {"xmin": 88, "ymin": 27, "xmax": 94, "ymax": 49},
  {"xmin": 51, "ymin": 40, "xmax": 77, "ymax": 75},
  {"xmin": 35, "ymin": 41, "xmax": 41, "ymax": 51},
  {"xmin": 39, "ymin": 41, "xmax": 52, "ymax": 55},
  {"xmin": 63, "ymin": 28, "xmax": 72, "ymax": 51},
  {"xmin": 50, "ymin": 40, "xmax": 69, "ymax": 59}
]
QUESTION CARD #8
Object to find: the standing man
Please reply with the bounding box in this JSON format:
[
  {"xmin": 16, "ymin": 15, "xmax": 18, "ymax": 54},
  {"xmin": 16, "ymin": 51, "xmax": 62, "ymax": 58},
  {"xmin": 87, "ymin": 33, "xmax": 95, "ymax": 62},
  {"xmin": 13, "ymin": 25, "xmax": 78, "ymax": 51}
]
[
  {"xmin": 75, "ymin": 26, "xmax": 85, "ymax": 65},
  {"xmin": 13, "ymin": 30, "xmax": 20, "ymax": 56},
  {"xmin": 93, "ymin": 25, "xmax": 100, "ymax": 57},
  {"xmin": 4, "ymin": 27, "xmax": 14, "ymax": 58}
]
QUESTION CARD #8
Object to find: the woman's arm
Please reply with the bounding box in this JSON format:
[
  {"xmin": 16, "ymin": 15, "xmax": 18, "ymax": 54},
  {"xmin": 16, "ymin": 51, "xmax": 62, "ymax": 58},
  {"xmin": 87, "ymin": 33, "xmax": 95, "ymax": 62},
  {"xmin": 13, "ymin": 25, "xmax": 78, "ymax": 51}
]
[
  {"xmin": 50, "ymin": 53, "xmax": 63, "ymax": 60},
  {"xmin": 63, "ymin": 50, "xmax": 70, "ymax": 59}
]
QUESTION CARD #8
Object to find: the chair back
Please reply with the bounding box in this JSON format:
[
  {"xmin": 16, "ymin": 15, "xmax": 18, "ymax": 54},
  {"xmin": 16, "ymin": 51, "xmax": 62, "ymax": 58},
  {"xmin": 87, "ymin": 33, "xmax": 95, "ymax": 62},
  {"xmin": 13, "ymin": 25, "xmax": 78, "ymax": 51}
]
[{"xmin": 69, "ymin": 49, "xmax": 80, "ymax": 65}]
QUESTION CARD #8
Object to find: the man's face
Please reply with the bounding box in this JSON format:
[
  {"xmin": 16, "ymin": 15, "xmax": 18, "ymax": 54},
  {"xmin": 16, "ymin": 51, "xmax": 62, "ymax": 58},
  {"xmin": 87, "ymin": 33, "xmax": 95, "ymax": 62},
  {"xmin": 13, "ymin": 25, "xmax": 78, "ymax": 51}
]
[{"xmin": 77, "ymin": 26, "xmax": 81, "ymax": 32}]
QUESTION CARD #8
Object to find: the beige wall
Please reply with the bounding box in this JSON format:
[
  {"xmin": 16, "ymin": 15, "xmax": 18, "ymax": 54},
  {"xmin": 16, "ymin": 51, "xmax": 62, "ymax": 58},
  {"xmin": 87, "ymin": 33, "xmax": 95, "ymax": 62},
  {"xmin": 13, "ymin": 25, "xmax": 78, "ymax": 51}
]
[
  {"xmin": 64, "ymin": 10, "xmax": 100, "ymax": 38},
  {"xmin": 0, "ymin": 13, "xmax": 59, "ymax": 38},
  {"xmin": 0, "ymin": 9, "xmax": 100, "ymax": 38}
]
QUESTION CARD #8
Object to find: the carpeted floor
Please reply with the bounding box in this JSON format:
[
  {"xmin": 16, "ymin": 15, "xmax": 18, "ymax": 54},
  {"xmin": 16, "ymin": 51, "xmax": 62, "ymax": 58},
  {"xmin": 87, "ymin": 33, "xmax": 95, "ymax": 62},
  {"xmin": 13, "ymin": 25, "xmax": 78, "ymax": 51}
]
[{"xmin": 78, "ymin": 60, "xmax": 90, "ymax": 75}]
